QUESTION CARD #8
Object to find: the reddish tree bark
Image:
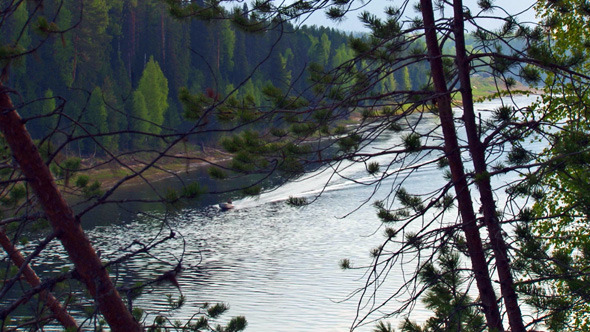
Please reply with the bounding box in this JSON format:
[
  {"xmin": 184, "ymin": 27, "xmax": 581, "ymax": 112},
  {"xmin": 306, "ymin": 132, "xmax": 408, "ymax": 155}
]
[
  {"xmin": 0, "ymin": 86, "xmax": 141, "ymax": 331},
  {"xmin": 0, "ymin": 229, "xmax": 78, "ymax": 329},
  {"xmin": 419, "ymin": 0, "xmax": 504, "ymax": 330},
  {"xmin": 452, "ymin": 1, "xmax": 525, "ymax": 330}
]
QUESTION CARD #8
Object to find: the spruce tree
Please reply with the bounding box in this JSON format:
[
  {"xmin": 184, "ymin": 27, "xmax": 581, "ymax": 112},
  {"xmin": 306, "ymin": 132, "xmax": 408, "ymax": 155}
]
[{"xmin": 137, "ymin": 56, "xmax": 169, "ymax": 136}]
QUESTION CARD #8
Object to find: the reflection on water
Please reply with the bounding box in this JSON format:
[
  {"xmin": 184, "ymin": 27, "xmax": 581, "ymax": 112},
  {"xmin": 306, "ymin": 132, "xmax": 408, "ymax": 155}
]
[
  {"xmin": 79, "ymin": 123, "xmax": 450, "ymax": 331},
  {"xmin": 88, "ymin": 188, "xmax": 431, "ymax": 331},
  {"xmin": 33, "ymin": 95, "xmax": 541, "ymax": 331}
]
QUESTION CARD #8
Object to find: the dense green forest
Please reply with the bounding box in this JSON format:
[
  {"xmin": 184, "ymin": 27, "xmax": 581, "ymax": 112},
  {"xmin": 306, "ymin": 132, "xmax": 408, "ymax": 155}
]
[{"xmin": 1, "ymin": 0, "xmax": 435, "ymax": 155}]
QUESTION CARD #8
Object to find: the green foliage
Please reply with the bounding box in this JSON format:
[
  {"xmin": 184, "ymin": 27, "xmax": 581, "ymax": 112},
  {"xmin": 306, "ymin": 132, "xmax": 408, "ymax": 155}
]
[
  {"xmin": 374, "ymin": 200, "xmax": 410, "ymax": 223},
  {"xmin": 490, "ymin": 54, "xmax": 516, "ymax": 74},
  {"xmin": 33, "ymin": 139, "xmax": 54, "ymax": 163},
  {"xmin": 82, "ymin": 180, "xmax": 102, "ymax": 198},
  {"xmin": 131, "ymin": 90, "xmax": 149, "ymax": 148},
  {"xmin": 373, "ymin": 320, "xmax": 395, "ymax": 332},
  {"xmin": 242, "ymin": 185, "xmax": 261, "ymax": 196},
  {"xmin": 191, "ymin": 316, "xmax": 209, "ymax": 330},
  {"xmin": 396, "ymin": 188, "xmax": 424, "ymax": 212},
  {"xmin": 399, "ymin": 318, "xmax": 422, "ymax": 332},
  {"xmin": 8, "ymin": 1, "xmax": 32, "ymax": 47},
  {"xmin": 181, "ymin": 182, "xmax": 205, "ymax": 199},
  {"xmin": 477, "ymin": 0, "xmax": 494, "ymax": 11},
  {"xmin": 0, "ymin": 1, "xmax": 367, "ymax": 330},
  {"xmin": 207, "ymin": 303, "xmax": 229, "ymax": 318},
  {"xmin": 220, "ymin": 128, "xmax": 312, "ymax": 176},
  {"xmin": 289, "ymin": 122, "xmax": 316, "ymax": 136},
  {"xmin": 1, "ymin": 184, "xmax": 26, "ymax": 207},
  {"xmin": 520, "ymin": 124, "xmax": 590, "ymax": 329},
  {"xmin": 367, "ymin": 161, "xmax": 380, "ymax": 175},
  {"xmin": 492, "ymin": 105, "xmax": 513, "ymax": 123},
  {"xmin": 34, "ymin": 16, "xmax": 60, "ymax": 37},
  {"xmin": 349, "ymin": 37, "xmax": 371, "ymax": 56},
  {"xmin": 473, "ymin": 170, "xmax": 490, "ymax": 183},
  {"xmin": 231, "ymin": 151, "xmax": 256, "ymax": 172},
  {"xmin": 219, "ymin": 21, "xmax": 236, "ymax": 71},
  {"xmin": 279, "ymin": 156, "xmax": 304, "ymax": 174},
  {"xmin": 132, "ymin": 308, "xmax": 144, "ymax": 322},
  {"xmin": 401, "ymin": 247, "xmax": 485, "ymax": 331},
  {"xmin": 208, "ymin": 167, "xmax": 227, "ymax": 180},
  {"xmin": 165, "ymin": 188, "xmax": 178, "ymax": 203},
  {"xmin": 384, "ymin": 227, "xmax": 397, "ymax": 239},
  {"xmin": 507, "ymin": 145, "xmax": 531, "ymax": 166},
  {"xmin": 520, "ymin": 65, "xmax": 541, "ymax": 86},
  {"xmin": 361, "ymin": 109, "xmax": 379, "ymax": 119},
  {"xmin": 137, "ymin": 57, "xmax": 169, "ymax": 136},
  {"xmin": 270, "ymin": 127, "xmax": 287, "ymax": 138},
  {"xmin": 263, "ymin": 85, "xmax": 309, "ymax": 110},
  {"xmin": 339, "ymin": 258, "xmax": 352, "ymax": 270},
  {"xmin": 166, "ymin": 294, "xmax": 186, "ymax": 309},
  {"xmin": 434, "ymin": 194, "xmax": 454, "ymax": 211},
  {"xmin": 216, "ymin": 95, "xmax": 259, "ymax": 123},
  {"xmin": 338, "ymin": 133, "xmax": 362, "ymax": 153},
  {"xmin": 514, "ymin": 219, "xmax": 590, "ymax": 331},
  {"xmin": 63, "ymin": 157, "xmax": 81, "ymax": 172},
  {"xmin": 377, "ymin": 208, "xmax": 397, "ymax": 223},
  {"xmin": 404, "ymin": 232, "xmax": 422, "ymax": 249},
  {"xmin": 75, "ymin": 175, "xmax": 90, "ymax": 188},
  {"xmin": 179, "ymin": 87, "xmax": 209, "ymax": 121},
  {"xmin": 4, "ymin": 0, "xmax": 362, "ymax": 155},
  {"xmin": 224, "ymin": 316, "xmax": 247, "ymax": 332},
  {"xmin": 52, "ymin": 157, "xmax": 81, "ymax": 187},
  {"xmin": 221, "ymin": 130, "xmax": 263, "ymax": 153},
  {"xmin": 402, "ymin": 133, "xmax": 421, "ymax": 152},
  {"xmin": 41, "ymin": 89, "xmax": 57, "ymax": 135},
  {"xmin": 505, "ymin": 77, "xmax": 516, "ymax": 88},
  {"xmin": 436, "ymin": 157, "xmax": 449, "ymax": 169},
  {"xmin": 510, "ymin": 2, "xmax": 590, "ymax": 327},
  {"xmin": 81, "ymin": 87, "xmax": 109, "ymax": 154},
  {"xmin": 333, "ymin": 125, "xmax": 347, "ymax": 136}
]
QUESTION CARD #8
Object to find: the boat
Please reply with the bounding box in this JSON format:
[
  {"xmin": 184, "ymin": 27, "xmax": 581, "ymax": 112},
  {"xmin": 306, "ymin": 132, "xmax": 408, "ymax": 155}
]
[{"xmin": 219, "ymin": 200, "xmax": 234, "ymax": 210}]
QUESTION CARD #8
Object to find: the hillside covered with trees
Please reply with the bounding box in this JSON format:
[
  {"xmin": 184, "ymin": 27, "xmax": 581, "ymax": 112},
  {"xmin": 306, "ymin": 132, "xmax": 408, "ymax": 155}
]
[{"xmin": 2, "ymin": 0, "xmax": 433, "ymax": 156}]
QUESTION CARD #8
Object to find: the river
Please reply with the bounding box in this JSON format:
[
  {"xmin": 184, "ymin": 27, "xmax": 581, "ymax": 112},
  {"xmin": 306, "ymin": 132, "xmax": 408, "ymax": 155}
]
[{"xmin": 42, "ymin": 95, "xmax": 540, "ymax": 331}]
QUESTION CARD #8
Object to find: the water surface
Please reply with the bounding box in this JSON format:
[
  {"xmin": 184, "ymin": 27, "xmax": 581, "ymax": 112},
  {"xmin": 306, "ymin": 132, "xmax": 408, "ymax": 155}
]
[{"xmin": 47, "ymin": 95, "xmax": 542, "ymax": 331}]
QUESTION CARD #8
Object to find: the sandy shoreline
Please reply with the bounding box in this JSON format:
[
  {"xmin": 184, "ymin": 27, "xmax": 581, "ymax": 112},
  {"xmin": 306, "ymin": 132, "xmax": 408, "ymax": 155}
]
[{"xmin": 67, "ymin": 148, "xmax": 233, "ymax": 194}]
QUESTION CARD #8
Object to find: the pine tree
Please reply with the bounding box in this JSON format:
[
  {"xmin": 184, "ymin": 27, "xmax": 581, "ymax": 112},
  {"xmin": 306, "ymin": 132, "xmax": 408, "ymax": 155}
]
[
  {"xmin": 398, "ymin": 247, "xmax": 485, "ymax": 332},
  {"xmin": 137, "ymin": 56, "xmax": 169, "ymax": 136}
]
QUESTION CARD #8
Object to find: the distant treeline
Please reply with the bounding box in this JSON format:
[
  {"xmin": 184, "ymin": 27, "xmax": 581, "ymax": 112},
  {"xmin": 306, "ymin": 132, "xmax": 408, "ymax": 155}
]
[{"xmin": 3, "ymin": 0, "xmax": 436, "ymax": 155}]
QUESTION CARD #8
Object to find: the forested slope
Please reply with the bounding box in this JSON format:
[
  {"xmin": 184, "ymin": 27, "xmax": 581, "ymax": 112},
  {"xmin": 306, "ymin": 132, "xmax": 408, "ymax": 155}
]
[{"xmin": 2, "ymin": 0, "xmax": 435, "ymax": 155}]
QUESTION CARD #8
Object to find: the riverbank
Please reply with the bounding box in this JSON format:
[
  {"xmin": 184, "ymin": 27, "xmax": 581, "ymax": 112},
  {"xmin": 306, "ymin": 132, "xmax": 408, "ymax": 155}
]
[
  {"xmin": 64, "ymin": 145, "xmax": 233, "ymax": 195},
  {"xmin": 71, "ymin": 85, "xmax": 540, "ymax": 194}
]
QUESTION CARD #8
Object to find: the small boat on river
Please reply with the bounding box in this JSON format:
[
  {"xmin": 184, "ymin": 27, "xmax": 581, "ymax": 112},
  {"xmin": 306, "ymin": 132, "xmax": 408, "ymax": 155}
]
[{"xmin": 219, "ymin": 200, "xmax": 234, "ymax": 210}]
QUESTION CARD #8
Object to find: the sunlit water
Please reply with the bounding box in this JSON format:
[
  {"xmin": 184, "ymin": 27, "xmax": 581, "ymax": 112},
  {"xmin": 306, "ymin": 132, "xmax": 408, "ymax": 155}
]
[{"xmin": 32, "ymin": 95, "xmax": 542, "ymax": 331}]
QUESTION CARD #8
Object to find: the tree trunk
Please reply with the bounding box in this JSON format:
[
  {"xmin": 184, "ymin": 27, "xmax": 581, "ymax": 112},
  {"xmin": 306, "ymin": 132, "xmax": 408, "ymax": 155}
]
[
  {"xmin": 0, "ymin": 229, "xmax": 78, "ymax": 329},
  {"xmin": 419, "ymin": 1, "xmax": 504, "ymax": 330},
  {"xmin": 452, "ymin": 1, "xmax": 525, "ymax": 330},
  {"xmin": 0, "ymin": 86, "xmax": 141, "ymax": 331}
]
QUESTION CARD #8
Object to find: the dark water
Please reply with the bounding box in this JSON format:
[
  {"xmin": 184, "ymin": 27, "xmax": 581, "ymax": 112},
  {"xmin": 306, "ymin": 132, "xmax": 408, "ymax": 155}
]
[{"xmin": 33, "ymin": 95, "xmax": 541, "ymax": 331}]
